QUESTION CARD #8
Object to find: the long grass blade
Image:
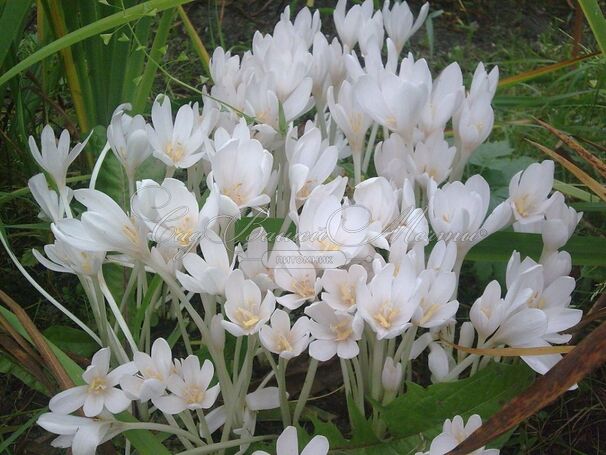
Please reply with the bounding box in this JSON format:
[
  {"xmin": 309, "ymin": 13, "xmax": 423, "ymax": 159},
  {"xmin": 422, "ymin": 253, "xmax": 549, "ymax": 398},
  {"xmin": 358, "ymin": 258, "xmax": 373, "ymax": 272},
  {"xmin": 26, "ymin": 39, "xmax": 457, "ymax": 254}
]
[
  {"xmin": 535, "ymin": 118, "xmax": 606, "ymax": 178},
  {"xmin": 578, "ymin": 0, "xmax": 606, "ymax": 55},
  {"xmin": 498, "ymin": 52, "xmax": 600, "ymax": 88},
  {"xmin": 177, "ymin": 5, "xmax": 211, "ymax": 78},
  {"xmin": 447, "ymin": 320, "xmax": 606, "ymax": 455},
  {"xmin": 445, "ymin": 341, "xmax": 575, "ymax": 357},
  {"xmin": 0, "ymin": 0, "xmax": 34, "ymax": 69},
  {"xmin": 526, "ymin": 139, "xmax": 606, "ymax": 201},
  {"xmin": 0, "ymin": 0, "xmax": 193, "ymax": 88}
]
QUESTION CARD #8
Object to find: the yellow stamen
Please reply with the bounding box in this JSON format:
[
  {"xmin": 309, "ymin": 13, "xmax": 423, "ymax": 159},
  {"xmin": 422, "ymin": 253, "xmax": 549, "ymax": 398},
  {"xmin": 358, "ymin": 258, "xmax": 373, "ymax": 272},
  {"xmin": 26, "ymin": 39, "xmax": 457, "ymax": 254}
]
[
  {"xmin": 331, "ymin": 320, "xmax": 352, "ymax": 341},
  {"xmin": 88, "ymin": 377, "xmax": 107, "ymax": 394}
]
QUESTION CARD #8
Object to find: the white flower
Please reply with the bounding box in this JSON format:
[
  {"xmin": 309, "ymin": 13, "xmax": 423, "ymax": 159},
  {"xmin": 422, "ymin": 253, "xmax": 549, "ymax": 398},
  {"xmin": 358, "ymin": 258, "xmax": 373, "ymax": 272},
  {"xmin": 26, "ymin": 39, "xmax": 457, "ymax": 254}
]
[
  {"xmin": 235, "ymin": 227, "xmax": 276, "ymax": 292},
  {"xmin": 411, "ymin": 271, "xmax": 459, "ymax": 329},
  {"xmin": 381, "ymin": 356, "xmax": 403, "ymax": 393},
  {"xmin": 274, "ymin": 239, "xmax": 322, "ymax": 310},
  {"xmin": 153, "ymin": 355, "xmax": 220, "ymax": 414},
  {"xmin": 305, "ymin": 302, "xmax": 364, "ymax": 361},
  {"xmin": 222, "ymin": 270, "xmax": 276, "ymax": 336},
  {"xmin": 177, "ymin": 230, "xmax": 235, "ymax": 296},
  {"xmin": 49, "ymin": 348, "xmax": 136, "ymax": 417},
  {"xmin": 209, "ymin": 120, "xmax": 274, "ymax": 213},
  {"xmin": 260, "ymin": 309, "xmax": 310, "ymax": 359},
  {"xmin": 409, "ymin": 132, "xmax": 456, "ymax": 186},
  {"xmin": 298, "ymin": 186, "xmax": 369, "ymax": 266},
  {"xmin": 509, "ymin": 160, "xmax": 556, "ymax": 224},
  {"xmin": 415, "ymin": 414, "xmax": 499, "ymax": 455},
  {"xmin": 354, "ymin": 176, "xmax": 400, "ymax": 248},
  {"xmin": 147, "ymin": 95, "xmax": 205, "ymax": 168},
  {"xmin": 53, "ymin": 189, "xmax": 150, "ymax": 259},
  {"xmin": 28, "ymin": 173, "xmax": 69, "ymax": 222},
  {"xmin": 373, "ymin": 133, "xmax": 414, "ymax": 188},
  {"xmin": 253, "ymin": 425, "xmax": 329, "ymax": 455},
  {"xmin": 428, "ymin": 175, "xmax": 512, "ymax": 255},
  {"xmin": 382, "ymin": 1, "xmax": 429, "ymax": 55},
  {"xmin": 33, "ymin": 238, "xmax": 104, "ymax": 276},
  {"xmin": 37, "ymin": 412, "xmax": 120, "ymax": 455},
  {"xmin": 356, "ymin": 67, "xmax": 428, "ymax": 140},
  {"xmin": 107, "ymin": 103, "xmax": 151, "ymax": 177},
  {"xmin": 321, "ymin": 263, "xmax": 367, "ymax": 312},
  {"xmin": 357, "ymin": 264, "xmax": 418, "ymax": 339},
  {"xmin": 120, "ymin": 338, "xmax": 173, "ymax": 402},
  {"xmin": 28, "ymin": 125, "xmax": 89, "ymax": 193},
  {"xmin": 327, "ymin": 81, "xmax": 372, "ymax": 157},
  {"xmin": 133, "ymin": 178, "xmax": 218, "ymax": 249},
  {"xmin": 287, "ymin": 122, "xmax": 339, "ymax": 208},
  {"xmin": 333, "ymin": 0, "xmax": 373, "ymax": 50}
]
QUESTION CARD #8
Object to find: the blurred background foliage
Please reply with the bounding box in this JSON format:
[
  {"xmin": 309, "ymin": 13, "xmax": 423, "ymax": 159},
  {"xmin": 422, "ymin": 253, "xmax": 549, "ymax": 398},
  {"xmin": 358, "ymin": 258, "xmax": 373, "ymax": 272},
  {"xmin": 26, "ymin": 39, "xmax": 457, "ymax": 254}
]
[{"xmin": 0, "ymin": 0, "xmax": 604, "ymax": 453}]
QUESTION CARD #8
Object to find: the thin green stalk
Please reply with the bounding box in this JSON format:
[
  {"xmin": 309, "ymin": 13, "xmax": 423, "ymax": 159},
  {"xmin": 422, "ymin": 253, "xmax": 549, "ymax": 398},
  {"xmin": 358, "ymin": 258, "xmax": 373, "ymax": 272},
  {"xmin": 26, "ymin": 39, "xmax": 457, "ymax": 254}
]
[
  {"xmin": 277, "ymin": 357, "xmax": 292, "ymax": 426},
  {"xmin": 293, "ymin": 358, "xmax": 318, "ymax": 424},
  {"xmin": 175, "ymin": 435, "xmax": 275, "ymax": 455},
  {"xmin": 177, "ymin": 5, "xmax": 211, "ymax": 78},
  {"xmin": 578, "ymin": 0, "xmax": 606, "ymax": 56}
]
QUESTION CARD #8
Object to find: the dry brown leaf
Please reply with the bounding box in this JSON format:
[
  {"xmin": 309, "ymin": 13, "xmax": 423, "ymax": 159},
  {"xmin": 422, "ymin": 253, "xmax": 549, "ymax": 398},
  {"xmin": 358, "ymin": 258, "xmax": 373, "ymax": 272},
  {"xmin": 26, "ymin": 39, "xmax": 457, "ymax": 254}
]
[{"xmin": 447, "ymin": 319, "xmax": 606, "ymax": 455}]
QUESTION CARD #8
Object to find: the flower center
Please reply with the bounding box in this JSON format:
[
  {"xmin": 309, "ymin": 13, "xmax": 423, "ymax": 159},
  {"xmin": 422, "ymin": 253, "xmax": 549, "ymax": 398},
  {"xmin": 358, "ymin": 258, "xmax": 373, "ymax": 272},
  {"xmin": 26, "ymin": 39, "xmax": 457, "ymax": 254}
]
[
  {"xmin": 165, "ymin": 142, "xmax": 185, "ymax": 163},
  {"xmin": 122, "ymin": 223, "xmax": 139, "ymax": 245},
  {"xmin": 183, "ymin": 384, "xmax": 205, "ymax": 404},
  {"xmin": 373, "ymin": 300, "xmax": 399, "ymax": 329},
  {"xmin": 223, "ymin": 183, "xmax": 247, "ymax": 206},
  {"xmin": 340, "ymin": 284, "xmax": 356, "ymax": 307},
  {"xmin": 292, "ymin": 279, "xmax": 315, "ymax": 299},
  {"xmin": 296, "ymin": 179, "xmax": 316, "ymax": 199},
  {"xmin": 235, "ymin": 305, "xmax": 260, "ymax": 329},
  {"xmin": 88, "ymin": 377, "xmax": 107, "ymax": 394},
  {"xmin": 143, "ymin": 367, "xmax": 163, "ymax": 381},
  {"xmin": 418, "ymin": 299, "xmax": 441, "ymax": 326},
  {"xmin": 514, "ymin": 195, "xmax": 531, "ymax": 217},
  {"xmin": 330, "ymin": 320, "xmax": 352, "ymax": 341},
  {"xmin": 276, "ymin": 334, "xmax": 293, "ymax": 352}
]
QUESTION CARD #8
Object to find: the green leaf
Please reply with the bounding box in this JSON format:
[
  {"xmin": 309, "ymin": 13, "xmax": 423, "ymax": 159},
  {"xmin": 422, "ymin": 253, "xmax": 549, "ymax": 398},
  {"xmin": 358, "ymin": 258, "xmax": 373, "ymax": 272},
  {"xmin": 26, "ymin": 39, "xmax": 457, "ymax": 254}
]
[
  {"xmin": 383, "ymin": 363, "xmax": 534, "ymax": 441},
  {"xmin": 0, "ymin": 0, "xmax": 194, "ymax": 88},
  {"xmin": 0, "ymin": 354, "xmax": 49, "ymax": 395},
  {"xmin": 44, "ymin": 326, "xmax": 98, "ymax": 357},
  {"xmin": 100, "ymin": 33, "xmax": 113, "ymax": 45},
  {"xmin": 0, "ymin": 0, "xmax": 34, "ymax": 70},
  {"xmin": 467, "ymin": 232, "xmax": 606, "ymax": 266},
  {"xmin": 578, "ymin": 0, "xmax": 606, "ymax": 55},
  {"xmin": 233, "ymin": 217, "xmax": 295, "ymax": 244},
  {"xmin": 132, "ymin": 274, "xmax": 163, "ymax": 341}
]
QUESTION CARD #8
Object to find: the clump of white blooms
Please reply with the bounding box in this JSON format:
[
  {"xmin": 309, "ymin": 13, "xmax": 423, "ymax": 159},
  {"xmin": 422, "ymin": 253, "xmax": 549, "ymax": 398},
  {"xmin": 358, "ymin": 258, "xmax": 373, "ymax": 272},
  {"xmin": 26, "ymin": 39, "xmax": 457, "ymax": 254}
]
[{"xmin": 21, "ymin": 1, "xmax": 584, "ymax": 454}]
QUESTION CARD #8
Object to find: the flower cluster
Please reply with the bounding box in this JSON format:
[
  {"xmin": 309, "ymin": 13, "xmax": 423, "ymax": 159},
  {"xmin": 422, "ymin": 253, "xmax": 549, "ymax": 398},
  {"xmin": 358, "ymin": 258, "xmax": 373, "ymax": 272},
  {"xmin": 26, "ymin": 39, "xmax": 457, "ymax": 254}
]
[{"xmin": 24, "ymin": 1, "xmax": 583, "ymax": 454}]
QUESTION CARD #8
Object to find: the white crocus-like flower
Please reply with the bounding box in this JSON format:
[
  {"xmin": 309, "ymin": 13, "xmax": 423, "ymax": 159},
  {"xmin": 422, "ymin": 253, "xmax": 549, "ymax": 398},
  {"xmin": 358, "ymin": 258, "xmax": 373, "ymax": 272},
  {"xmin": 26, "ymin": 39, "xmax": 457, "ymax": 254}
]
[
  {"xmin": 382, "ymin": 1, "xmax": 429, "ymax": 55},
  {"xmin": 327, "ymin": 79, "xmax": 372, "ymax": 163},
  {"xmin": 415, "ymin": 414, "xmax": 499, "ymax": 455},
  {"xmin": 28, "ymin": 173, "xmax": 70, "ymax": 222},
  {"xmin": 260, "ymin": 309, "xmax": 310, "ymax": 359},
  {"xmin": 37, "ymin": 412, "xmax": 121, "ymax": 455},
  {"xmin": 286, "ymin": 122, "xmax": 339, "ymax": 211},
  {"xmin": 28, "ymin": 125, "xmax": 89, "ymax": 194},
  {"xmin": 333, "ymin": 0, "xmax": 373, "ymax": 50},
  {"xmin": 357, "ymin": 264, "xmax": 417, "ymax": 339},
  {"xmin": 209, "ymin": 120, "xmax": 274, "ymax": 214},
  {"xmin": 146, "ymin": 95, "xmax": 205, "ymax": 169},
  {"xmin": 356, "ymin": 67, "xmax": 428, "ymax": 141},
  {"xmin": 411, "ymin": 271, "xmax": 459, "ymax": 329},
  {"xmin": 133, "ymin": 178, "xmax": 218, "ymax": 250},
  {"xmin": 354, "ymin": 176, "xmax": 400, "ymax": 249},
  {"xmin": 321, "ymin": 263, "xmax": 367, "ymax": 312},
  {"xmin": 273, "ymin": 238, "xmax": 322, "ymax": 310},
  {"xmin": 120, "ymin": 338, "xmax": 173, "ymax": 402},
  {"xmin": 253, "ymin": 425, "xmax": 329, "ymax": 455},
  {"xmin": 409, "ymin": 132, "xmax": 457, "ymax": 186},
  {"xmin": 509, "ymin": 160, "xmax": 556, "ymax": 225},
  {"xmin": 177, "ymin": 230, "xmax": 235, "ymax": 296},
  {"xmin": 373, "ymin": 133, "xmax": 414, "ymax": 188},
  {"xmin": 428, "ymin": 175, "xmax": 512, "ymax": 256},
  {"xmin": 153, "ymin": 355, "xmax": 220, "ymax": 414},
  {"xmin": 53, "ymin": 189, "xmax": 150, "ymax": 259},
  {"xmin": 107, "ymin": 103, "xmax": 151, "ymax": 178},
  {"xmin": 298, "ymin": 185, "xmax": 370, "ymax": 267},
  {"xmin": 305, "ymin": 302, "xmax": 364, "ymax": 361},
  {"xmin": 235, "ymin": 227, "xmax": 276, "ymax": 292},
  {"xmin": 222, "ymin": 270, "xmax": 276, "ymax": 336},
  {"xmin": 49, "ymin": 348, "xmax": 136, "ymax": 417},
  {"xmin": 382, "ymin": 356, "xmax": 403, "ymax": 394},
  {"xmin": 33, "ymin": 238, "xmax": 104, "ymax": 276}
]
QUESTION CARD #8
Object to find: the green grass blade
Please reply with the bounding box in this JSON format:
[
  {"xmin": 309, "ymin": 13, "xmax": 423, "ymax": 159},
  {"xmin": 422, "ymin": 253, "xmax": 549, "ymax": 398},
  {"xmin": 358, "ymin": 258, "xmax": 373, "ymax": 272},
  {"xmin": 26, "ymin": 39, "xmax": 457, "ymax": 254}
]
[
  {"xmin": 132, "ymin": 8, "xmax": 177, "ymax": 113},
  {"xmin": 578, "ymin": 0, "xmax": 606, "ymax": 55},
  {"xmin": 0, "ymin": 0, "xmax": 34, "ymax": 70},
  {"xmin": 0, "ymin": 0, "xmax": 193, "ymax": 88}
]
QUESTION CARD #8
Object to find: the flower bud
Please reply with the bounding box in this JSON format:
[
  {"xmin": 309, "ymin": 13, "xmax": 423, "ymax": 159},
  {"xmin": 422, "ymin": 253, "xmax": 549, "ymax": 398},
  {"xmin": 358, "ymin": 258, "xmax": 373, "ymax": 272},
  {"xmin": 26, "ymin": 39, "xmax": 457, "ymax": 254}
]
[
  {"xmin": 381, "ymin": 356, "xmax": 403, "ymax": 393},
  {"xmin": 210, "ymin": 314, "xmax": 226, "ymax": 352}
]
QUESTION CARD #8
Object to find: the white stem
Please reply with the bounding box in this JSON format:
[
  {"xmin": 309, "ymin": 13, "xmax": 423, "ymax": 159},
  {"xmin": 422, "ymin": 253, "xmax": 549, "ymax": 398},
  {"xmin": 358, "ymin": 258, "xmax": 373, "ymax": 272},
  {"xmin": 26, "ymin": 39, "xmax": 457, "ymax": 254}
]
[{"xmin": 89, "ymin": 142, "xmax": 111, "ymax": 190}]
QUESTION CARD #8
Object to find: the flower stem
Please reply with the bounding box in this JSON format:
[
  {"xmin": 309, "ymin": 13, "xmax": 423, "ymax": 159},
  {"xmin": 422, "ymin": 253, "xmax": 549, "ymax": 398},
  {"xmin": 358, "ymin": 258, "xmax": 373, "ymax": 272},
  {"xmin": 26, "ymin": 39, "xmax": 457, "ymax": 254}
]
[{"xmin": 293, "ymin": 357, "xmax": 318, "ymax": 424}]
